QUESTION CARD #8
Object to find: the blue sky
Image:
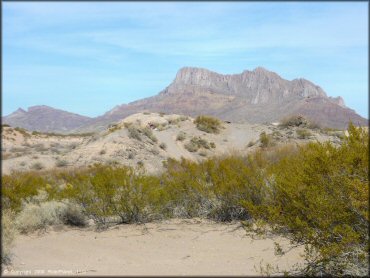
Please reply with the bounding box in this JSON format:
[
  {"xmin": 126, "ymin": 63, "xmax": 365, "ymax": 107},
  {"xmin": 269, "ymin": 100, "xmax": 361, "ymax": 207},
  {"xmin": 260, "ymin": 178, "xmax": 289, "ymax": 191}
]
[{"xmin": 3, "ymin": 2, "xmax": 368, "ymax": 118}]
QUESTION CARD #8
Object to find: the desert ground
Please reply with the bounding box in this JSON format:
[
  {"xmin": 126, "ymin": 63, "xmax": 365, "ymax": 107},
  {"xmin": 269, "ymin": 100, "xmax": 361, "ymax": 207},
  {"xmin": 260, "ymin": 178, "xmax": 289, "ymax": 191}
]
[
  {"xmin": 2, "ymin": 112, "xmax": 342, "ymax": 175},
  {"xmin": 2, "ymin": 113, "xmax": 348, "ymax": 276},
  {"xmin": 3, "ymin": 219, "xmax": 304, "ymax": 276}
]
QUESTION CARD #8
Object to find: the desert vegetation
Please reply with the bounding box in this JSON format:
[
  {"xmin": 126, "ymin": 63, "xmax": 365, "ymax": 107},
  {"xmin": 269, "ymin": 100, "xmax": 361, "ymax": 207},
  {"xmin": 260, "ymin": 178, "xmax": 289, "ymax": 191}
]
[
  {"xmin": 2, "ymin": 123, "xmax": 368, "ymax": 275},
  {"xmin": 194, "ymin": 115, "xmax": 223, "ymax": 134},
  {"xmin": 126, "ymin": 123, "xmax": 158, "ymax": 143}
]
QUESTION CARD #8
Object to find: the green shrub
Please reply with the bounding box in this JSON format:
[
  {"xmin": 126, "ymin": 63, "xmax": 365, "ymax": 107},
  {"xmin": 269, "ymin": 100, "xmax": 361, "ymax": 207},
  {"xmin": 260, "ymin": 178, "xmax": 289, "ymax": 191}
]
[
  {"xmin": 244, "ymin": 123, "xmax": 369, "ymax": 276},
  {"xmin": 194, "ymin": 115, "xmax": 222, "ymax": 134},
  {"xmin": 2, "ymin": 172, "xmax": 48, "ymax": 211},
  {"xmin": 60, "ymin": 165, "xmax": 163, "ymax": 225}
]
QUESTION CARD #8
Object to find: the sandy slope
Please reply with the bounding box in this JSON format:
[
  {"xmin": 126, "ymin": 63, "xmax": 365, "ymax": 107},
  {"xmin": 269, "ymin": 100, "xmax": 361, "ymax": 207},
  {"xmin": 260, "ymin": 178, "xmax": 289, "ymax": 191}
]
[
  {"xmin": 2, "ymin": 112, "xmax": 342, "ymax": 175},
  {"xmin": 4, "ymin": 219, "xmax": 304, "ymax": 276}
]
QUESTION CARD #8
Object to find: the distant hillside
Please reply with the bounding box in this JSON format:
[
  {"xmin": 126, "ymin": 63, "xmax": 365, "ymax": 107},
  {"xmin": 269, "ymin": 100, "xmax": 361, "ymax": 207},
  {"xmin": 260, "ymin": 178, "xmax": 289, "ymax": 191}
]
[{"xmin": 2, "ymin": 105, "xmax": 92, "ymax": 133}]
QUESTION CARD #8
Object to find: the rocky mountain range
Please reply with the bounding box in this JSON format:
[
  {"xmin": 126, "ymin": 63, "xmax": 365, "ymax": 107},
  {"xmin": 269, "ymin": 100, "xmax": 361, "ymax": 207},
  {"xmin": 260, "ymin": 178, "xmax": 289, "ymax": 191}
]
[{"xmin": 3, "ymin": 67, "xmax": 367, "ymax": 132}]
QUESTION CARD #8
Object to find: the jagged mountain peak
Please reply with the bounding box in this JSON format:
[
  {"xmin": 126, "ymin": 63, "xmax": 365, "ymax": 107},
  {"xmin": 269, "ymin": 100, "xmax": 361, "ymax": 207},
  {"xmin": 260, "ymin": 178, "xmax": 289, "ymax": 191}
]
[{"xmin": 3, "ymin": 66, "xmax": 367, "ymax": 132}]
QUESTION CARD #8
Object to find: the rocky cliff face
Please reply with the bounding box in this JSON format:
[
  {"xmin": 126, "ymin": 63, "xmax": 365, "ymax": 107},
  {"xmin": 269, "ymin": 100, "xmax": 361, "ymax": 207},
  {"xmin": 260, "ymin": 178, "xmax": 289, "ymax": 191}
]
[
  {"xmin": 161, "ymin": 67, "xmax": 326, "ymax": 102},
  {"xmin": 126, "ymin": 67, "xmax": 365, "ymax": 129},
  {"xmin": 3, "ymin": 67, "xmax": 367, "ymax": 133}
]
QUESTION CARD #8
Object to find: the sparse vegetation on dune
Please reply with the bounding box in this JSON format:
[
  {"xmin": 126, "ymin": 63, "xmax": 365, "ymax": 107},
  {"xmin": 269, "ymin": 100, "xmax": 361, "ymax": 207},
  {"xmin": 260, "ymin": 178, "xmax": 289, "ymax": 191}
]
[
  {"xmin": 279, "ymin": 115, "xmax": 322, "ymax": 130},
  {"xmin": 176, "ymin": 131, "xmax": 186, "ymax": 141},
  {"xmin": 184, "ymin": 136, "xmax": 214, "ymax": 153},
  {"xmin": 126, "ymin": 123, "xmax": 158, "ymax": 143},
  {"xmin": 2, "ymin": 123, "xmax": 368, "ymax": 275},
  {"xmin": 194, "ymin": 115, "xmax": 223, "ymax": 134}
]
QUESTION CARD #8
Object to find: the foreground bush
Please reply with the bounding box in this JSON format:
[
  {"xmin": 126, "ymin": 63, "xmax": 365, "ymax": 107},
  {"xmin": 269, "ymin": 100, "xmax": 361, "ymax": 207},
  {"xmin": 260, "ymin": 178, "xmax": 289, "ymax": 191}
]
[
  {"xmin": 194, "ymin": 115, "xmax": 222, "ymax": 134},
  {"xmin": 60, "ymin": 165, "xmax": 164, "ymax": 225},
  {"xmin": 2, "ymin": 210, "xmax": 16, "ymax": 265},
  {"xmin": 244, "ymin": 123, "xmax": 369, "ymax": 276},
  {"xmin": 15, "ymin": 193, "xmax": 87, "ymax": 234}
]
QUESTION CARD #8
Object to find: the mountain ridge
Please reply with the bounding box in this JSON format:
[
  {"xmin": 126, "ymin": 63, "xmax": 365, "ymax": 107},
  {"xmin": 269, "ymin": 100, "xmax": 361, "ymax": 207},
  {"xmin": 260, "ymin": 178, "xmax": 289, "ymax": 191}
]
[{"xmin": 3, "ymin": 67, "xmax": 367, "ymax": 132}]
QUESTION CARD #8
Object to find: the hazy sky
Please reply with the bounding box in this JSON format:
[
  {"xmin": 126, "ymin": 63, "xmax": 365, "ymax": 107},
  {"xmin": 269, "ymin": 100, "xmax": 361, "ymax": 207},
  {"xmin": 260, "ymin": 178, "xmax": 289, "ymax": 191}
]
[{"xmin": 3, "ymin": 2, "xmax": 368, "ymax": 118}]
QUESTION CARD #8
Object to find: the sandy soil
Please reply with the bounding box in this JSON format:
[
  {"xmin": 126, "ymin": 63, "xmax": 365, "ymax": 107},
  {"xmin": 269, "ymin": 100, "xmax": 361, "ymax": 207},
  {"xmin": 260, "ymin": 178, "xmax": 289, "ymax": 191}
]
[
  {"xmin": 2, "ymin": 113, "xmax": 341, "ymax": 175},
  {"xmin": 3, "ymin": 219, "xmax": 304, "ymax": 276}
]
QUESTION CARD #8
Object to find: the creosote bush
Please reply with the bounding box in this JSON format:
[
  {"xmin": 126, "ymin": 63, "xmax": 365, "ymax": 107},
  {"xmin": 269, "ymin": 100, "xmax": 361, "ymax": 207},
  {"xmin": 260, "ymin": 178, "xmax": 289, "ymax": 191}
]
[
  {"xmin": 194, "ymin": 115, "xmax": 222, "ymax": 134},
  {"xmin": 243, "ymin": 123, "xmax": 369, "ymax": 276}
]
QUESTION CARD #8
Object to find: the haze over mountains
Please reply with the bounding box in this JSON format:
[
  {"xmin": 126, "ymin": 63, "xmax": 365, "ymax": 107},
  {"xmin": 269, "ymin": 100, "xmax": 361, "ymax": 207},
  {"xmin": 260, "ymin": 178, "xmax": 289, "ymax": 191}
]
[{"xmin": 3, "ymin": 67, "xmax": 367, "ymax": 133}]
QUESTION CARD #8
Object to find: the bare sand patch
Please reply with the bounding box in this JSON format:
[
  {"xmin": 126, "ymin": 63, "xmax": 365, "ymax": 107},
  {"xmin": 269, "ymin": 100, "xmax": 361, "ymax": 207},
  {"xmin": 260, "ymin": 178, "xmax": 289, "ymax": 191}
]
[{"xmin": 4, "ymin": 219, "xmax": 304, "ymax": 276}]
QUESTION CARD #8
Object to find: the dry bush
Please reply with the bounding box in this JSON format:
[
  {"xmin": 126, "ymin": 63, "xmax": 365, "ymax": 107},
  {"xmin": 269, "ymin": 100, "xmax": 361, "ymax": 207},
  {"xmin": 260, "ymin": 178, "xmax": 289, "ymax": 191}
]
[
  {"xmin": 194, "ymin": 115, "xmax": 223, "ymax": 134},
  {"xmin": 127, "ymin": 126, "xmax": 142, "ymax": 141},
  {"xmin": 247, "ymin": 140, "xmax": 256, "ymax": 147},
  {"xmin": 159, "ymin": 142, "xmax": 167, "ymax": 150},
  {"xmin": 184, "ymin": 141, "xmax": 198, "ymax": 152},
  {"xmin": 55, "ymin": 159, "xmax": 68, "ymax": 168},
  {"xmin": 259, "ymin": 132, "xmax": 273, "ymax": 148},
  {"xmin": 30, "ymin": 162, "xmax": 44, "ymax": 171},
  {"xmin": 279, "ymin": 115, "xmax": 310, "ymax": 127},
  {"xmin": 184, "ymin": 137, "xmax": 211, "ymax": 152},
  {"xmin": 176, "ymin": 131, "xmax": 187, "ymax": 141},
  {"xmin": 16, "ymin": 201, "xmax": 68, "ymax": 233},
  {"xmin": 2, "ymin": 210, "xmax": 17, "ymax": 265},
  {"xmin": 33, "ymin": 143, "xmax": 48, "ymax": 152},
  {"xmin": 142, "ymin": 127, "xmax": 158, "ymax": 143},
  {"xmin": 168, "ymin": 116, "xmax": 188, "ymax": 125},
  {"xmin": 14, "ymin": 127, "xmax": 30, "ymax": 138},
  {"xmin": 296, "ymin": 128, "xmax": 312, "ymax": 139},
  {"xmin": 62, "ymin": 202, "xmax": 87, "ymax": 227}
]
